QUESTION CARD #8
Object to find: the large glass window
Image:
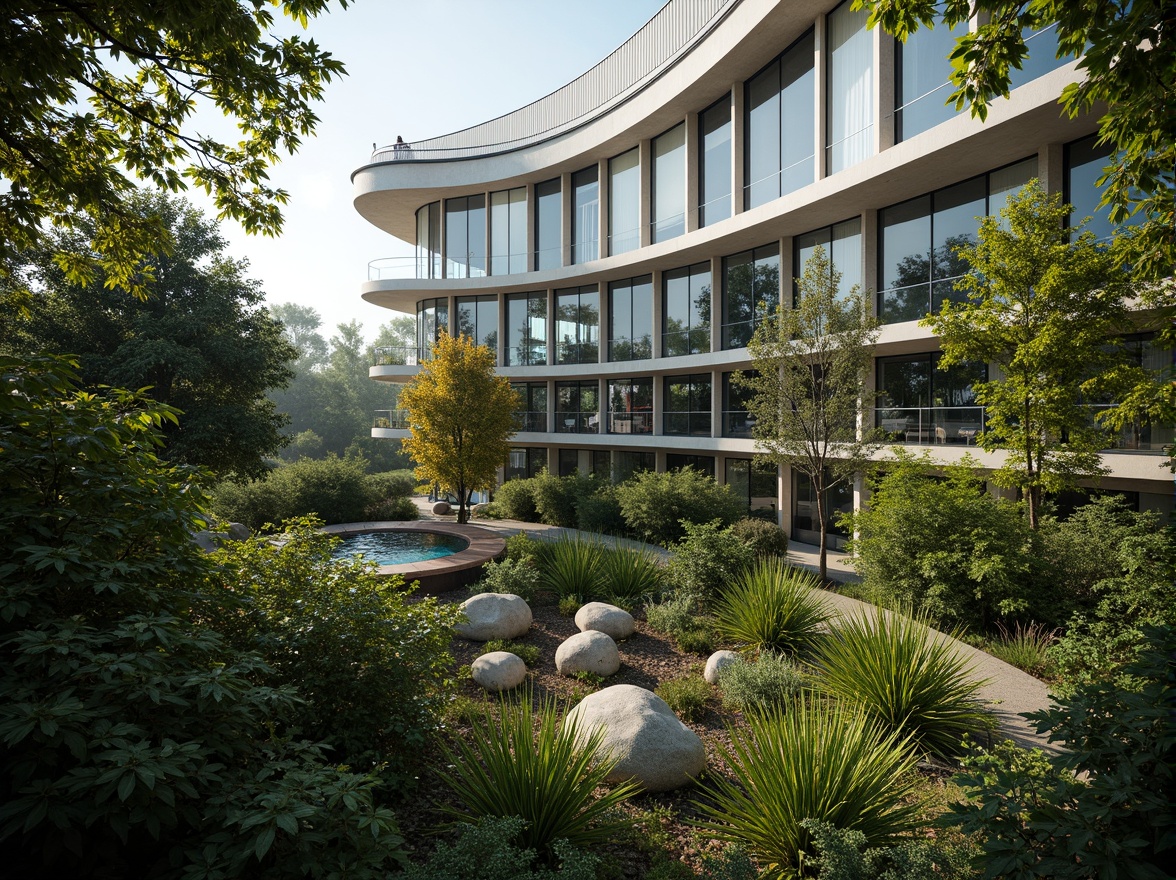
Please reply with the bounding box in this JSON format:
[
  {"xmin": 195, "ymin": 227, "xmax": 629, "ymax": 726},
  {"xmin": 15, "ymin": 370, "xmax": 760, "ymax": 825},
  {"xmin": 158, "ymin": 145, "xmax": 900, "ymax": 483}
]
[
  {"xmin": 614, "ymin": 450, "xmax": 655, "ymax": 482},
  {"xmin": 664, "ymin": 374, "xmax": 712, "ymax": 436},
  {"xmin": 652, "ymin": 123, "xmax": 686, "ymax": 242},
  {"xmin": 745, "ymin": 31, "xmax": 815, "ymax": 210},
  {"xmin": 663, "ymin": 262, "xmax": 712, "ymax": 357},
  {"xmin": 895, "ymin": 15, "xmax": 967, "ymax": 141},
  {"xmin": 722, "ymin": 244, "xmax": 780, "ymax": 349},
  {"xmin": 722, "ymin": 371, "xmax": 757, "ymax": 437},
  {"xmin": 699, "ymin": 96, "xmax": 731, "ymax": 227},
  {"xmin": 556, "ymin": 381, "xmax": 600, "ymax": 434},
  {"xmin": 506, "ymin": 447, "xmax": 547, "ymax": 482},
  {"xmin": 415, "ymin": 202, "xmax": 441, "ymax": 279},
  {"xmin": 878, "ymin": 157, "xmax": 1037, "ymax": 322},
  {"xmin": 490, "ymin": 187, "xmax": 526, "ymax": 275},
  {"xmin": 1009, "ymin": 22, "xmax": 1065, "ymax": 89},
  {"xmin": 609, "ymin": 275, "xmax": 653, "ymax": 361},
  {"xmin": 511, "ymin": 382, "xmax": 547, "ymax": 432},
  {"xmin": 555, "ymin": 286, "xmax": 599, "ymax": 365},
  {"xmin": 609, "ymin": 148, "xmax": 641, "ymax": 255},
  {"xmin": 455, "ymin": 295, "xmax": 498, "ymax": 354},
  {"xmin": 445, "ymin": 194, "xmax": 486, "ymax": 278},
  {"xmin": 572, "ymin": 166, "xmax": 599, "ymax": 264},
  {"xmin": 794, "ymin": 217, "xmax": 862, "ymax": 305},
  {"xmin": 727, "ymin": 457, "xmax": 777, "ymax": 516},
  {"xmin": 416, "ymin": 297, "xmax": 449, "ymax": 360},
  {"xmin": 793, "ymin": 470, "xmax": 851, "ymax": 547},
  {"xmin": 608, "ymin": 378, "xmax": 653, "ymax": 435},
  {"xmin": 876, "ymin": 352, "xmax": 987, "ymax": 444},
  {"xmin": 535, "ymin": 178, "xmax": 561, "ymax": 270},
  {"xmin": 1064, "ymin": 134, "xmax": 1144, "ymax": 242},
  {"xmin": 667, "ymin": 454, "xmax": 715, "ymax": 477},
  {"xmin": 505, "ymin": 292, "xmax": 547, "ymax": 366},
  {"xmin": 827, "ymin": 1, "xmax": 874, "ymax": 175}
]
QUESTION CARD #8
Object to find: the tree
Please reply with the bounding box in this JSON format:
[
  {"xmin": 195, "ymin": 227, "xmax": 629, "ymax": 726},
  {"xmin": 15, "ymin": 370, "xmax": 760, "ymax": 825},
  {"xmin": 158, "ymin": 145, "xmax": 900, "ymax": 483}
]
[
  {"xmin": 372, "ymin": 314, "xmax": 418, "ymax": 365},
  {"xmin": 923, "ymin": 181, "xmax": 1140, "ymax": 529},
  {"xmin": 0, "ymin": 0, "xmax": 348, "ymax": 312},
  {"xmin": 272, "ymin": 302, "xmax": 330, "ymax": 371},
  {"xmin": 6, "ymin": 190, "xmax": 297, "ymax": 478},
  {"xmin": 855, "ymin": 0, "xmax": 1174, "ymax": 284},
  {"xmin": 740, "ymin": 246, "xmax": 882, "ymax": 580},
  {"xmin": 399, "ymin": 333, "xmax": 519, "ymax": 523}
]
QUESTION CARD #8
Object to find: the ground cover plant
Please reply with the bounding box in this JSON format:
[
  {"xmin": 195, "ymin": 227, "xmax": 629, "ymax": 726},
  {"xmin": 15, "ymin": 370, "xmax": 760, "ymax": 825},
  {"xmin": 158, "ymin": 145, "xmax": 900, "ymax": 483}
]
[{"xmin": 716, "ymin": 653, "xmax": 806, "ymax": 711}]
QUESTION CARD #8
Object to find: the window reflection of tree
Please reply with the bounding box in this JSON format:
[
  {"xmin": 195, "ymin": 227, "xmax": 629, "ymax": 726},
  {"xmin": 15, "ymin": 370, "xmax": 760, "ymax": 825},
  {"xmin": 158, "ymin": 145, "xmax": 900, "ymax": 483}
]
[
  {"xmin": 724, "ymin": 258, "xmax": 779, "ymax": 348},
  {"xmin": 884, "ymin": 232, "xmax": 974, "ymax": 321}
]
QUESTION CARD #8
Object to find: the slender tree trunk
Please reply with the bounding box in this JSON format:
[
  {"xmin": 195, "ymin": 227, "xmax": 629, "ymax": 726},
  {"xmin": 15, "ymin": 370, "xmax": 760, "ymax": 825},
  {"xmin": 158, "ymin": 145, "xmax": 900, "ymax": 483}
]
[
  {"xmin": 815, "ymin": 479, "xmax": 828, "ymax": 583},
  {"xmin": 457, "ymin": 482, "xmax": 468, "ymax": 524},
  {"xmin": 1025, "ymin": 397, "xmax": 1038, "ymax": 529}
]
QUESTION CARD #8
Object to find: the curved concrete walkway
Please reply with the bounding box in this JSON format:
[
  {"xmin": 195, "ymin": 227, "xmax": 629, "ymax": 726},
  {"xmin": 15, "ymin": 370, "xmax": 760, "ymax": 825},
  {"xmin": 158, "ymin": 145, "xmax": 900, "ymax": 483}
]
[{"xmin": 413, "ymin": 498, "xmax": 1058, "ymax": 752}]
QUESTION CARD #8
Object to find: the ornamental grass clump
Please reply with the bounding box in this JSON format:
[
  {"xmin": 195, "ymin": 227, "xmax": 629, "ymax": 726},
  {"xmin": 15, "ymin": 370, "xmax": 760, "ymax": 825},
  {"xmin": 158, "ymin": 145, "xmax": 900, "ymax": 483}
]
[
  {"xmin": 986, "ymin": 620, "xmax": 1057, "ymax": 678},
  {"xmin": 694, "ymin": 698, "xmax": 923, "ymax": 880},
  {"xmin": 815, "ymin": 608, "xmax": 993, "ymax": 760},
  {"xmin": 599, "ymin": 545, "xmax": 664, "ymax": 608},
  {"xmin": 436, "ymin": 694, "xmax": 640, "ymax": 859},
  {"xmin": 713, "ymin": 559, "xmax": 831, "ymax": 658},
  {"xmin": 540, "ymin": 535, "xmax": 605, "ymax": 603}
]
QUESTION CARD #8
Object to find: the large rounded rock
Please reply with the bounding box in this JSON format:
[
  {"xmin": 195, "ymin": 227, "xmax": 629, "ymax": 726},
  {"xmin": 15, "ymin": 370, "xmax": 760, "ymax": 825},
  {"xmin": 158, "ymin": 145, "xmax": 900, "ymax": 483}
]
[
  {"xmin": 455, "ymin": 593, "xmax": 532, "ymax": 641},
  {"xmin": 555, "ymin": 631, "xmax": 620, "ymax": 677},
  {"xmin": 575, "ymin": 602, "xmax": 635, "ymax": 641},
  {"xmin": 704, "ymin": 650, "xmax": 741, "ymax": 684},
  {"xmin": 432, "ymin": 500, "xmax": 451, "ymax": 515},
  {"xmin": 471, "ymin": 651, "xmax": 527, "ymax": 692},
  {"xmin": 565, "ymin": 685, "xmax": 706, "ymax": 792}
]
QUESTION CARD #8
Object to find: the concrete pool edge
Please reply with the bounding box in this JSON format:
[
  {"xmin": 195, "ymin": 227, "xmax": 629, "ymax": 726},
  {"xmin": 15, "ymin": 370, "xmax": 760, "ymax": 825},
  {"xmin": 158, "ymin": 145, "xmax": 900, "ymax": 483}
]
[{"xmin": 322, "ymin": 521, "xmax": 506, "ymax": 594}]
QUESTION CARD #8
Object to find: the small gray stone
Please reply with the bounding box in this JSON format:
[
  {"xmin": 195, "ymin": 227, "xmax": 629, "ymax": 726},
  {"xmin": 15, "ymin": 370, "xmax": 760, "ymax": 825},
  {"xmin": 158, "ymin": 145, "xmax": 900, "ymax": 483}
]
[
  {"xmin": 555, "ymin": 630, "xmax": 620, "ymax": 677},
  {"xmin": 455, "ymin": 592, "xmax": 533, "ymax": 641},
  {"xmin": 565, "ymin": 685, "xmax": 705, "ymax": 792},
  {"xmin": 704, "ymin": 650, "xmax": 741, "ymax": 684},
  {"xmin": 471, "ymin": 651, "xmax": 527, "ymax": 691},
  {"xmin": 575, "ymin": 602, "xmax": 635, "ymax": 641}
]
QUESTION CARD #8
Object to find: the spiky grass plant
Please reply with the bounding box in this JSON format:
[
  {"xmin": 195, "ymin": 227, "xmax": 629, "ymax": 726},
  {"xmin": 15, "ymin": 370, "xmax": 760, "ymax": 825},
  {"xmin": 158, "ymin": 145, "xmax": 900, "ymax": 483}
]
[
  {"xmin": 437, "ymin": 693, "xmax": 640, "ymax": 859},
  {"xmin": 694, "ymin": 697, "xmax": 923, "ymax": 880},
  {"xmin": 540, "ymin": 535, "xmax": 605, "ymax": 603},
  {"xmin": 986, "ymin": 620, "xmax": 1058, "ymax": 678},
  {"xmin": 713, "ymin": 558, "xmax": 831, "ymax": 658},
  {"xmin": 815, "ymin": 608, "xmax": 994, "ymax": 760},
  {"xmin": 599, "ymin": 545, "xmax": 663, "ymax": 608}
]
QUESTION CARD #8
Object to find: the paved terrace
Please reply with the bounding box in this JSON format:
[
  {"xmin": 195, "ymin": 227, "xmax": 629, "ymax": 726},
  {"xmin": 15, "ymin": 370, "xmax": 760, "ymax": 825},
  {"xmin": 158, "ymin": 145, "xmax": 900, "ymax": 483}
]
[{"xmin": 411, "ymin": 497, "xmax": 1058, "ymax": 752}]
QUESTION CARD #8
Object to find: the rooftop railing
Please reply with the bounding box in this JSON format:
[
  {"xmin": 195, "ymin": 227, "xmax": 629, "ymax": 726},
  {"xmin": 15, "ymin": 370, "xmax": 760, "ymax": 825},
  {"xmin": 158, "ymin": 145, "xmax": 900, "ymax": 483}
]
[{"xmin": 369, "ymin": 0, "xmax": 736, "ymax": 163}]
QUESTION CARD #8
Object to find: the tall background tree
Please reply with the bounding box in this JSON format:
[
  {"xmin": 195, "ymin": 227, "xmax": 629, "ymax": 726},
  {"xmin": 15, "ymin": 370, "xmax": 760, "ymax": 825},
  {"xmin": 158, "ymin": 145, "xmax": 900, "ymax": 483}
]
[
  {"xmin": 0, "ymin": 0, "xmax": 348, "ymax": 314},
  {"xmin": 925, "ymin": 182, "xmax": 1141, "ymax": 528},
  {"xmin": 740, "ymin": 246, "xmax": 882, "ymax": 579},
  {"xmin": 399, "ymin": 333, "xmax": 520, "ymax": 524},
  {"xmin": 5, "ymin": 191, "xmax": 296, "ymax": 478}
]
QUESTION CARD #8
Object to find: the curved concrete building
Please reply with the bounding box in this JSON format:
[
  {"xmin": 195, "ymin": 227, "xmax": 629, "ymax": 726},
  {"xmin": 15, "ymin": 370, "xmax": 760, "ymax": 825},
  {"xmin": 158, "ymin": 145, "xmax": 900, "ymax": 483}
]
[{"xmin": 353, "ymin": 0, "xmax": 1172, "ymax": 543}]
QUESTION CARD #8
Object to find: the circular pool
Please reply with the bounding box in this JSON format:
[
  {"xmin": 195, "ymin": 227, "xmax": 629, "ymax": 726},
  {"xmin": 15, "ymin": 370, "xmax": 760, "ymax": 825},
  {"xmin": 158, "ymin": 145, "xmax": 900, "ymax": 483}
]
[{"xmin": 333, "ymin": 529, "xmax": 468, "ymax": 565}]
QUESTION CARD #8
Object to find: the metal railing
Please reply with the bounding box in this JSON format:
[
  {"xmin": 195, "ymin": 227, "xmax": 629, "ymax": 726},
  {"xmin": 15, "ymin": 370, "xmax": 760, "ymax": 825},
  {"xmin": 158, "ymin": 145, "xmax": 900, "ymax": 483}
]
[
  {"xmin": 373, "ymin": 409, "xmax": 411, "ymax": 429},
  {"xmin": 1082, "ymin": 405, "xmax": 1175, "ymax": 453},
  {"xmin": 373, "ymin": 345, "xmax": 428, "ymax": 366},
  {"xmin": 664, "ymin": 411, "xmax": 712, "ymax": 436},
  {"xmin": 875, "ymin": 406, "xmax": 986, "ymax": 445},
  {"xmin": 513, "ymin": 411, "xmax": 548, "ymax": 432},
  {"xmin": 557, "ymin": 411, "xmax": 601, "ymax": 433},
  {"xmin": 369, "ymin": 0, "xmax": 736, "ymax": 163}
]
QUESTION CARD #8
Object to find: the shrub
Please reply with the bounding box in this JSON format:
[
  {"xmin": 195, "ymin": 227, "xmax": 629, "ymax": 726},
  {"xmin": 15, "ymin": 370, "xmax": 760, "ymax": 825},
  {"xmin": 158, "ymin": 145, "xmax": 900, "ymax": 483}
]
[
  {"xmin": 985, "ymin": 621, "xmax": 1058, "ymax": 678},
  {"xmin": 717, "ymin": 654, "xmax": 805, "ymax": 711},
  {"xmin": 695, "ymin": 699, "xmax": 923, "ymax": 879},
  {"xmin": 437, "ymin": 694, "xmax": 640, "ymax": 860},
  {"xmin": 494, "ymin": 477, "xmax": 541, "ymax": 521},
  {"xmin": 799, "ymin": 819, "xmax": 975, "ymax": 880},
  {"xmin": 365, "ymin": 493, "xmax": 419, "ymax": 521},
  {"xmin": 815, "ymin": 608, "xmax": 993, "ymax": 760},
  {"xmin": 713, "ymin": 559, "xmax": 830, "ymax": 658},
  {"xmin": 396, "ymin": 816, "xmax": 599, "ymax": 880},
  {"xmin": 676, "ymin": 626, "xmax": 716, "ymax": 655},
  {"xmin": 365, "ymin": 467, "xmax": 417, "ymax": 500},
  {"xmin": 477, "ymin": 557, "xmax": 541, "ymax": 604},
  {"xmin": 533, "ymin": 470, "xmax": 593, "ymax": 528},
  {"xmin": 665, "ymin": 520, "xmax": 757, "ymax": 605},
  {"xmin": 575, "ymin": 483, "xmax": 628, "ymax": 535},
  {"xmin": 655, "ymin": 675, "xmax": 711, "ymax": 722},
  {"xmin": 541, "ymin": 535, "xmax": 606, "ymax": 603},
  {"xmin": 616, "ymin": 467, "xmax": 746, "ymax": 547},
  {"xmin": 480, "ymin": 639, "xmax": 541, "ymax": 667},
  {"xmin": 845, "ymin": 452, "xmax": 1041, "ymax": 631},
  {"xmin": 945, "ymin": 626, "xmax": 1174, "ymax": 880},
  {"xmin": 645, "ymin": 594, "xmax": 715, "ymax": 654},
  {"xmin": 599, "ymin": 545, "xmax": 664, "ymax": 609},
  {"xmin": 505, "ymin": 531, "xmax": 546, "ymax": 564},
  {"xmin": 558, "ymin": 596, "xmax": 582, "ymax": 617},
  {"xmin": 0, "ymin": 355, "xmax": 408, "ymax": 878},
  {"xmin": 206, "ymin": 518, "xmax": 462, "ymax": 774},
  {"xmin": 730, "ymin": 517, "xmax": 789, "ymax": 559}
]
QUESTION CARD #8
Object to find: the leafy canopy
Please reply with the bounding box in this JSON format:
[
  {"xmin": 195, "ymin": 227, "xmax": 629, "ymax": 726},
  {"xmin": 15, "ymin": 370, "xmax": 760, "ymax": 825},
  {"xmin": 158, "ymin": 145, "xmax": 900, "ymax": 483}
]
[
  {"xmin": 0, "ymin": 0, "xmax": 349, "ymax": 305},
  {"xmin": 399, "ymin": 332, "xmax": 520, "ymax": 523}
]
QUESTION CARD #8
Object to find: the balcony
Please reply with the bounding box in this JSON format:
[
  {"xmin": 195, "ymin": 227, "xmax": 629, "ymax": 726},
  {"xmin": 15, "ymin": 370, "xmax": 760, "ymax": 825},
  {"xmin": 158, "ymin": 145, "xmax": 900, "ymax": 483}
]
[
  {"xmin": 513, "ymin": 411, "xmax": 549, "ymax": 432},
  {"xmin": 557, "ymin": 411, "xmax": 601, "ymax": 433},
  {"xmin": 373, "ymin": 409, "xmax": 411, "ymax": 430},
  {"xmin": 373, "ymin": 345, "xmax": 428, "ymax": 366},
  {"xmin": 875, "ymin": 406, "xmax": 985, "ymax": 445}
]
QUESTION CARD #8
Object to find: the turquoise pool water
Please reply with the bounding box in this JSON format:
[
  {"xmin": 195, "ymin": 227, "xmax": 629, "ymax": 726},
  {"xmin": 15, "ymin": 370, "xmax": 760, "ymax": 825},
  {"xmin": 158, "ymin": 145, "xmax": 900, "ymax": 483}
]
[{"xmin": 333, "ymin": 530, "xmax": 468, "ymax": 565}]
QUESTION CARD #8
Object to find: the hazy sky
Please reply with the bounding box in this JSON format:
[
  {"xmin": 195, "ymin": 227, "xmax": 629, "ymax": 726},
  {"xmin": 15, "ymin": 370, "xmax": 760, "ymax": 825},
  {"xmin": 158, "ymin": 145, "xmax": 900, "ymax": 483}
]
[{"xmin": 196, "ymin": 0, "xmax": 667, "ymax": 344}]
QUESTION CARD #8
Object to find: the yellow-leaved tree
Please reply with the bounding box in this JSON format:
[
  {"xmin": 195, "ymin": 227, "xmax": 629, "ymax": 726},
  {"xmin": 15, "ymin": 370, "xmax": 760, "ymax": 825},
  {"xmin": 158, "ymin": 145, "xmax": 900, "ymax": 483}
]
[{"xmin": 399, "ymin": 333, "xmax": 520, "ymax": 523}]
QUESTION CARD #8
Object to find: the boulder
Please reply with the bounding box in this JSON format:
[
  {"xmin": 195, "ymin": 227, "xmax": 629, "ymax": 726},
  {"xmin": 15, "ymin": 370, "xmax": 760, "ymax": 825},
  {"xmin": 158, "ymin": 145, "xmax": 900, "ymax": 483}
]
[
  {"xmin": 432, "ymin": 500, "xmax": 451, "ymax": 515},
  {"xmin": 455, "ymin": 592, "xmax": 533, "ymax": 641},
  {"xmin": 555, "ymin": 631, "xmax": 620, "ymax": 677},
  {"xmin": 471, "ymin": 651, "xmax": 527, "ymax": 692},
  {"xmin": 704, "ymin": 650, "xmax": 741, "ymax": 684},
  {"xmin": 565, "ymin": 685, "xmax": 706, "ymax": 792},
  {"xmin": 575, "ymin": 602, "xmax": 635, "ymax": 641},
  {"xmin": 225, "ymin": 522, "xmax": 251, "ymax": 541}
]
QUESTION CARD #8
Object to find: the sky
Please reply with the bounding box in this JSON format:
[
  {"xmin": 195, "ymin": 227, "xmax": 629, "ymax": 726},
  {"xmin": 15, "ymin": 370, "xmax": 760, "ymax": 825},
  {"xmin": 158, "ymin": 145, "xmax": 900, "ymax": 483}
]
[{"xmin": 193, "ymin": 0, "xmax": 668, "ymax": 346}]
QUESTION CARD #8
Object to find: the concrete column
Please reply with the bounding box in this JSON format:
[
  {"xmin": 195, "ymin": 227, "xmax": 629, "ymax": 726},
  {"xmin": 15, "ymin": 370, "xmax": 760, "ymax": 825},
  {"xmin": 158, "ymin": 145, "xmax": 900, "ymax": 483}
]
[
  {"xmin": 546, "ymin": 378, "xmax": 556, "ymax": 435},
  {"xmin": 731, "ymin": 84, "xmax": 745, "ymax": 214},
  {"xmin": 639, "ymin": 139, "xmax": 653, "ymax": 247},
  {"xmin": 814, "ymin": 12, "xmax": 828, "ymax": 180},
  {"xmin": 546, "ymin": 288, "xmax": 556, "ymax": 366},
  {"xmin": 685, "ymin": 110, "xmax": 700, "ymax": 233},
  {"xmin": 1039, "ymin": 142, "xmax": 1064, "ymax": 197},
  {"xmin": 652, "ymin": 373, "xmax": 663, "ymax": 436},
  {"xmin": 861, "ymin": 208, "xmax": 879, "ymax": 317},
  {"xmin": 778, "ymin": 463, "xmax": 792, "ymax": 533},
  {"xmin": 710, "ymin": 368, "xmax": 722, "ymax": 438},
  {"xmin": 875, "ymin": 26, "xmax": 895, "ymax": 153},
  {"xmin": 525, "ymin": 182, "xmax": 537, "ymax": 272},
  {"xmin": 597, "ymin": 158, "xmax": 609, "ymax": 258},
  {"xmin": 651, "ymin": 269, "xmax": 664, "ymax": 360},
  {"xmin": 598, "ymin": 280, "xmax": 611, "ymax": 364},
  {"xmin": 780, "ymin": 235, "xmax": 795, "ymax": 309},
  {"xmin": 439, "ymin": 199, "xmax": 449, "ymax": 279},
  {"xmin": 560, "ymin": 171, "xmax": 572, "ymax": 267},
  {"xmin": 710, "ymin": 255, "xmax": 723, "ymax": 353}
]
